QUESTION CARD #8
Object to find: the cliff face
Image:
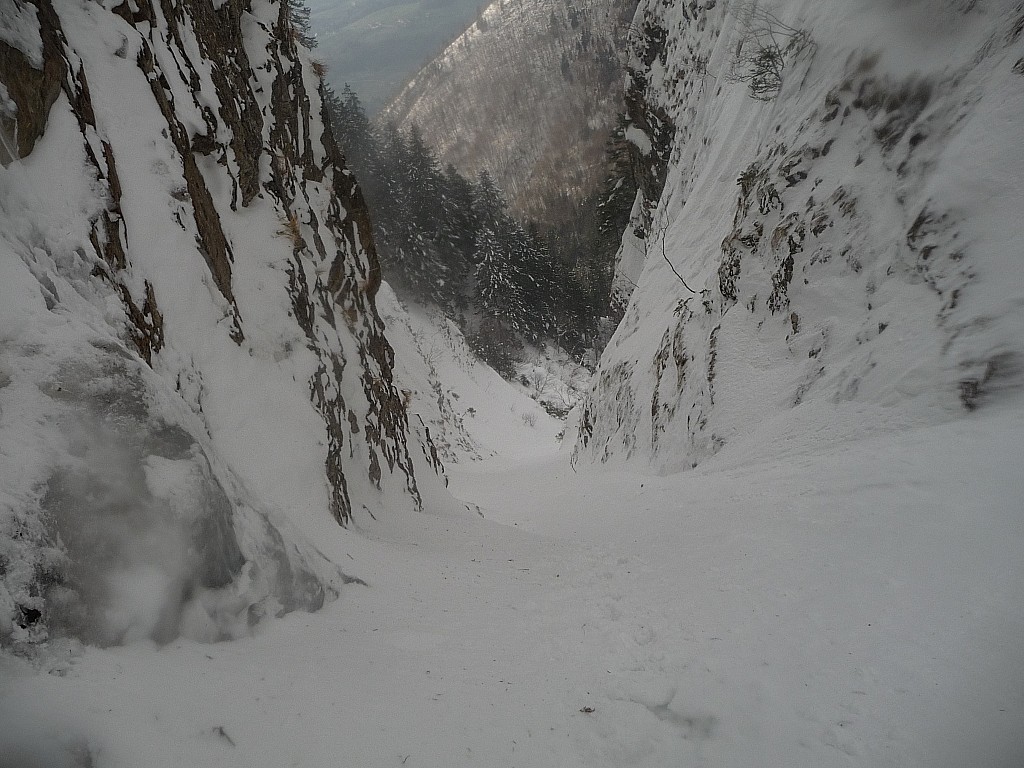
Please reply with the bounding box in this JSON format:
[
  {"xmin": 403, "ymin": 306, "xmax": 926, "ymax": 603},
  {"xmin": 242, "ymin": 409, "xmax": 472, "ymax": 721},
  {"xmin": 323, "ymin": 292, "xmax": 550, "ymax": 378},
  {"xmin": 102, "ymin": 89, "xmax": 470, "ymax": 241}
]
[
  {"xmin": 0, "ymin": 0, "xmax": 441, "ymax": 647},
  {"xmin": 576, "ymin": 0, "xmax": 1024, "ymax": 470}
]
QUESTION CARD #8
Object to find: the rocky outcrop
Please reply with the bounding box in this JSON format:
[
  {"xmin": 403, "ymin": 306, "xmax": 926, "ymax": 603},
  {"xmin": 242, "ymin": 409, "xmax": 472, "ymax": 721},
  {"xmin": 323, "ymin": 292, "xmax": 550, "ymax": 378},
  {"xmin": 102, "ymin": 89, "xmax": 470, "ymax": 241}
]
[
  {"xmin": 621, "ymin": 9, "xmax": 677, "ymax": 234},
  {"xmin": 606, "ymin": 6, "xmax": 679, "ymax": 310},
  {"xmin": 0, "ymin": 0, "xmax": 442, "ymax": 647}
]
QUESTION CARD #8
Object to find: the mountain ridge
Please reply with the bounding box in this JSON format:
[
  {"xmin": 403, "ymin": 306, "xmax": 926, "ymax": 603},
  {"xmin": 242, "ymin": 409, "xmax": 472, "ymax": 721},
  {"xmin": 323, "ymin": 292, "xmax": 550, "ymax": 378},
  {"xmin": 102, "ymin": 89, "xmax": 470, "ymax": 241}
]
[{"xmin": 381, "ymin": 0, "xmax": 637, "ymax": 223}]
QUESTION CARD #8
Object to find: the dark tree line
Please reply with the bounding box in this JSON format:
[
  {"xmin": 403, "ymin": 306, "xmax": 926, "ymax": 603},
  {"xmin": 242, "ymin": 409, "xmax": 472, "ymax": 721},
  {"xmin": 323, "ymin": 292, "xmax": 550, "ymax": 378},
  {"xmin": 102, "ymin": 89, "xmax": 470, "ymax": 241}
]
[{"xmin": 324, "ymin": 84, "xmax": 632, "ymax": 373}]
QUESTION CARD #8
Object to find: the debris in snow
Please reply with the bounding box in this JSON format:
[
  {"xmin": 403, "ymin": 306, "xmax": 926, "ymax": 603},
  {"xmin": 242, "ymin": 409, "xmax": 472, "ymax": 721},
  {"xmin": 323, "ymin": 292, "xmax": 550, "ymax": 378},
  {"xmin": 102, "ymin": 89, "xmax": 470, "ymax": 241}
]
[{"xmin": 211, "ymin": 726, "xmax": 235, "ymax": 747}]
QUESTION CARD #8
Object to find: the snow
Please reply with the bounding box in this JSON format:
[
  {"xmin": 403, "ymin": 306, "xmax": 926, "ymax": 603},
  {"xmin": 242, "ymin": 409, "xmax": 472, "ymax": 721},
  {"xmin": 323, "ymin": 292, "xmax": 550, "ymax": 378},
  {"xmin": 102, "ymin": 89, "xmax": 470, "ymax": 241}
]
[
  {"xmin": 381, "ymin": 0, "xmax": 625, "ymax": 218},
  {"xmin": 1, "ymin": 0, "xmax": 416, "ymax": 650},
  {"xmin": 378, "ymin": 284, "xmax": 563, "ymax": 464},
  {"xmin": 2, "ymin": 388, "xmax": 1022, "ymax": 767},
  {"xmin": 624, "ymin": 125, "xmax": 653, "ymax": 156},
  {"xmin": 3, "ymin": 0, "xmax": 1023, "ymax": 765},
  {"xmin": 0, "ymin": 0, "xmax": 42, "ymax": 68},
  {"xmin": 587, "ymin": 0, "xmax": 1024, "ymax": 471}
]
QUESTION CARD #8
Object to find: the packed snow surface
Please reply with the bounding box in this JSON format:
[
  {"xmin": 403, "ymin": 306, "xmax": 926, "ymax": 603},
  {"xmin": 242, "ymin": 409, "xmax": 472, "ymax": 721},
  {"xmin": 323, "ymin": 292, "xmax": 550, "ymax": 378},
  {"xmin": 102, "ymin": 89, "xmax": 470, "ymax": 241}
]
[{"xmin": 2, "ymin": 392, "xmax": 1022, "ymax": 767}]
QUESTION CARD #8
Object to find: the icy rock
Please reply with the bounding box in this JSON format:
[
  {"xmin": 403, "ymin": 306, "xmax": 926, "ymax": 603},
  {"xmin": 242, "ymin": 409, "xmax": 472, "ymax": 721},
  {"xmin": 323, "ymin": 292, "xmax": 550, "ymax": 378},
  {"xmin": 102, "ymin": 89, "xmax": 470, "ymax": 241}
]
[{"xmin": 2, "ymin": 343, "xmax": 338, "ymax": 647}]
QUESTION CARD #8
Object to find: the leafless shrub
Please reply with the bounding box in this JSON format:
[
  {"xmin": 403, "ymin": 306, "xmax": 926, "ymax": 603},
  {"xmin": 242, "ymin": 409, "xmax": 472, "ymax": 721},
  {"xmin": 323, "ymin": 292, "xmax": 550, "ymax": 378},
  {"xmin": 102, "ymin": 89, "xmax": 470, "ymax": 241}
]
[
  {"xmin": 278, "ymin": 212, "xmax": 302, "ymax": 246},
  {"xmin": 727, "ymin": 3, "xmax": 813, "ymax": 101},
  {"xmin": 526, "ymin": 368, "xmax": 553, "ymax": 398}
]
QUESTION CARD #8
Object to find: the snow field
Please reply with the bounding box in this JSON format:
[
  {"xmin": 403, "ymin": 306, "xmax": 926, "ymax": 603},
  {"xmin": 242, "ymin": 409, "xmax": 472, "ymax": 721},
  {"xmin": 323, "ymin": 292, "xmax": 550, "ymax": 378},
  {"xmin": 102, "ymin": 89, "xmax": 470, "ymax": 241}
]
[{"xmin": 3, "ymin": 395, "xmax": 1022, "ymax": 767}]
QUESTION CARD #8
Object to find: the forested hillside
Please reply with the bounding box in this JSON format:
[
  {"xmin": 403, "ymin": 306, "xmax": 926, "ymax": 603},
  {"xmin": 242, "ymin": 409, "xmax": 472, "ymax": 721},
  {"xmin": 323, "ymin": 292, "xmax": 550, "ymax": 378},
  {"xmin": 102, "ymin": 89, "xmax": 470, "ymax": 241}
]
[
  {"xmin": 327, "ymin": 86, "xmax": 624, "ymax": 375},
  {"xmin": 382, "ymin": 0, "xmax": 637, "ymax": 225},
  {"xmin": 306, "ymin": 0, "xmax": 481, "ymax": 115}
]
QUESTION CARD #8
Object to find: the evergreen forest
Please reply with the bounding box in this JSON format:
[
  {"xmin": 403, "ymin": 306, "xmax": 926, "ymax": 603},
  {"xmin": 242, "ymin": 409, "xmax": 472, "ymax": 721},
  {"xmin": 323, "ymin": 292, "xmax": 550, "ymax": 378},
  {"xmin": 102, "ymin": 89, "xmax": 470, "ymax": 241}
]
[{"xmin": 324, "ymin": 84, "xmax": 638, "ymax": 373}]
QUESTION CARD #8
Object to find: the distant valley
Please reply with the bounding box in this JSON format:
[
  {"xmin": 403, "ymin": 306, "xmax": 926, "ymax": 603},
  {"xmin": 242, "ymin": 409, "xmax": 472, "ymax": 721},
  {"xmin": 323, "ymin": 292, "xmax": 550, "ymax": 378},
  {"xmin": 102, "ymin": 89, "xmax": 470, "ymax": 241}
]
[{"xmin": 308, "ymin": 0, "xmax": 482, "ymax": 114}]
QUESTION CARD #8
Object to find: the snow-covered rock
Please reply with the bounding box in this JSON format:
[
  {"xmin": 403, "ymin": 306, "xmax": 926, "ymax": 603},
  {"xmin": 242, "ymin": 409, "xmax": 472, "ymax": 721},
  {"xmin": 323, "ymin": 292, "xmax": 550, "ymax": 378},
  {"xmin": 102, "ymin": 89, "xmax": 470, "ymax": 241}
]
[
  {"xmin": 0, "ymin": 0, "xmax": 442, "ymax": 647},
  {"xmin": 577, "ymin": 0, "xmax": 1024, "ymax": 470}
]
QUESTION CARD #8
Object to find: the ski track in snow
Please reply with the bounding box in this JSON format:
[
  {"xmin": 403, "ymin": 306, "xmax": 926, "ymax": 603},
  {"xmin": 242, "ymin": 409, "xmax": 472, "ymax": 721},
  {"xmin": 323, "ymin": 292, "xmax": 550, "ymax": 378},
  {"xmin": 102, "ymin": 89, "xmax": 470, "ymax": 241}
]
[{"xmin": 2, "ymin": 400, "xmax": 1023, "ymax": 768}]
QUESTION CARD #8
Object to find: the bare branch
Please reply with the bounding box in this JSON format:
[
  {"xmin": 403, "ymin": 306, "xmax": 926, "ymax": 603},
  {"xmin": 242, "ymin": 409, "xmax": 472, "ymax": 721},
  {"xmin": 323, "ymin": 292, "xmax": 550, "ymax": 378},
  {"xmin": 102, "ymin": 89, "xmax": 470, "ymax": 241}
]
[
  {"xmin": 726, "ymin": 2, "xmax": 813, "ymax": 101},
  {"xmin": 651, "ymin": 225, "xmax": 697, "ymax": 294}
]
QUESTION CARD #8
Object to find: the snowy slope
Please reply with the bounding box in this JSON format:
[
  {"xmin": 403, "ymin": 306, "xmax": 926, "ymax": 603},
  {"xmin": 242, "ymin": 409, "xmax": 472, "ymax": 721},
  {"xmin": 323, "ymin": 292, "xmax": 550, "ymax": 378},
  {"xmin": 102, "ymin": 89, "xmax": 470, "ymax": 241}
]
[
  {"xmin": 0, "ymin": 0, "xmax": 443, "ymax": 648},
  {"xmin": 2, "ymin": 1, "xmax": 1023, "ymax": 766},
  {"xmin": 576, "ymin": 0, "xmax": 1024, "ymax": 470},
  {"xmin": 377, "ymin": 283, "xmax": 563, "ymax": 464},
  {"xmin": 2, "ymin": 394, "xmax": 1021, "ymax": 768}
]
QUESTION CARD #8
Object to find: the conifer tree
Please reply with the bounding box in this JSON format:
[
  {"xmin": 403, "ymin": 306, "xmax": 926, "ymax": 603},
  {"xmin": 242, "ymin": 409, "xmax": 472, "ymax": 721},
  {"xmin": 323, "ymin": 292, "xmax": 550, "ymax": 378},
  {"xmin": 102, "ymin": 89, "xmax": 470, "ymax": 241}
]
[
  {"xmin": 405, "ymin": 125, "xmax": 445, "ymax": 240},
  {"xmin": 439, "ymin": 164, "xmax": 478, "ymax": 310},
  {"xmin": 322, "ymin": 85, "xmax": 625, "ymax": 374},
  {"xmin": 332, "ymin": 85, "xmax": 373, "ymax": 161},
  {"xmin": 472, "ymin": 224, "xmax": 524, "ymax": 374},
  {"xmin": 287, "ymin": 0, "xmax": 317, "ymax": 48}
]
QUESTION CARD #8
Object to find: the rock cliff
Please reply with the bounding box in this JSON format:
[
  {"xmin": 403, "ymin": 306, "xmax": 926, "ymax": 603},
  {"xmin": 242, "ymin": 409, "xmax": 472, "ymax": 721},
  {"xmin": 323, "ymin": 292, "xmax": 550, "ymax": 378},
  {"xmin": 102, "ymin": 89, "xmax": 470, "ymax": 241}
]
[{"xmin": 0, "ymin": 0, "xmax": 441, "ymax": 647}]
